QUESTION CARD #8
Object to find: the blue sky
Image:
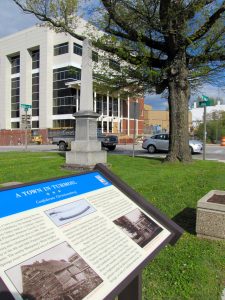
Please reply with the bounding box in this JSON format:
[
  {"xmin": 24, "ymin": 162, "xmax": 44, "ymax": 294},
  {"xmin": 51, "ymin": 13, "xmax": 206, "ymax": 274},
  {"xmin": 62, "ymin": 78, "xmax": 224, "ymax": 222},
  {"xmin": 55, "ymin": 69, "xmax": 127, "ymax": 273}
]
[
  {"xmin": 145, "ymin": 84, "xmax": 225, "ymax": 110},
  {"xmin": 0, "ymin": 1, "xmax": 37, "ymax": 38},
  {"xmin": 0, "ymin": 0, "xmax": 224, "ymax": 110}
]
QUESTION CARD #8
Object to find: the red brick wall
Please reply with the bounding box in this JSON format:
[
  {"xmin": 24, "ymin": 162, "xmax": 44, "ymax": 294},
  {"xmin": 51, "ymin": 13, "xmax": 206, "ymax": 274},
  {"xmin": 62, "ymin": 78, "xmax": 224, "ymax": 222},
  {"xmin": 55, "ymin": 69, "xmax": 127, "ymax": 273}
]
[
  {"xmin": 0, "ymin": 130, "xmax": 30, "ymax": 146},
  {"xmin": 0, "ymin": 129, "xmax": 49, "ymax": 146}
]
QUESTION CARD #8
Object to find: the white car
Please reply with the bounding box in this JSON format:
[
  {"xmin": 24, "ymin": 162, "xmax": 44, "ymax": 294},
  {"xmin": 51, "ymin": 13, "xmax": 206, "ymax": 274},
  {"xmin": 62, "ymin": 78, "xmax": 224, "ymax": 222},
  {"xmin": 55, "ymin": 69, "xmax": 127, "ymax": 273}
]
[{"xmin": 142, "ymin": 133, "xmax": 202, "ymax": 154}]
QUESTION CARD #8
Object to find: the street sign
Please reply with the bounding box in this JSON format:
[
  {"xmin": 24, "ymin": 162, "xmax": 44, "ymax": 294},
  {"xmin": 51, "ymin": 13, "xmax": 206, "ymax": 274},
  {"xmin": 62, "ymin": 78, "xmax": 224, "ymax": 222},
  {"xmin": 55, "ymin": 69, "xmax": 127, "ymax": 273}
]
[
  {"xmin": 198, "ymin": 95, "xmax": 214, "ymax": 107},
  {"xmin": 21, "ymin": 114, "xmax": 31, "ymax": 122},
  {"xmin": 202, "ymin": 95, "xmax": 209, "ymax": 101},
  {"xmin": 20, "ymin": 110, "xmax": 32, "ymax": 150},
  {"xmin": 199, "ymin": 101, "xmax": 207, "ymax": 107},
  {"xmin": 21, "ymin": 104, "xmax": 32, "ymax": 109}
]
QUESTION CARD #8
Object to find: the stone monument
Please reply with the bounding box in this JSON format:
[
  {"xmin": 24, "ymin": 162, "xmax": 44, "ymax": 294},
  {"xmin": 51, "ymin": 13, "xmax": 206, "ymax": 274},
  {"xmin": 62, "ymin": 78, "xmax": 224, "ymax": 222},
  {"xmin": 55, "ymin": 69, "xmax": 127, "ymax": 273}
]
[
  {"xmin": 196, "ymin": 190, "xmax": 225, "ymax": 240},
  {"xmin": 66, "ymin": 39, "xmax": 107, "ymax": 168}
]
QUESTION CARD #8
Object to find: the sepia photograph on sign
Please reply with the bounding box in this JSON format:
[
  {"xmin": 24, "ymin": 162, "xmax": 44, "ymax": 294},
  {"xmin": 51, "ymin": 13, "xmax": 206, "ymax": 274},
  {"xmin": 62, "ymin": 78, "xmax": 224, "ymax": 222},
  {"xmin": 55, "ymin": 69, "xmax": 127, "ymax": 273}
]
[
  {"xmin": 5, "ymin": 242, "xmax": 103, "ymax": 300},
  {"xmin": 114, "ymin": 208, "xmax": 163, "ymax": 248}
]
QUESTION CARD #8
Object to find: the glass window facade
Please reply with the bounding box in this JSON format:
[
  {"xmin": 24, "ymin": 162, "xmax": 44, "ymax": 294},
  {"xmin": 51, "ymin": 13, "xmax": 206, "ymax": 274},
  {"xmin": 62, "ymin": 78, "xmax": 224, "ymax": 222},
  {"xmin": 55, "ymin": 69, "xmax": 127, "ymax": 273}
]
[
  {"xmin": 31, "ymin": 49, "xmax": 40, "ymax": 69},
  {"xmin": 92, "ymin": 51, "xmax": 98, "ymax": 62},
  {"xmin": 96, "ymin": 95, "xmax": 119, "ymax": 117},
  {"xmin": 32, "ymin": 121, "xmax": 39, "ymax": 128},
  {"xmin": 11, "ymin": 77, "xmax": 20, "ymax": 118},
  {"xmin": 97, "ymin": 121, "xmax": 102, "ymax": 130},
  {"xmin": 53, "ymin": 119, "xmax": 75, "ymax": 128},
  {"xmin": 73, "ymin": 43, "xmax": 82, "ymax": 56},
  {"xmin": 103, "ymin": 121, "xmax": 107, "ymax": 132},
  {"xmin": 123, "ymin": 100, "xmax": 128, "ymax": 117},
  {"xmin": 109, "ymin": 97, "xmax": 112, "ymax": 117},
  {"xmin": 32, "ymin": 73, "xmax": 39, "ymax": 118},
  {"xmin": 113, "ymin": 98, "xmax": 118, "ymax": 116},
  {"xmin": 96, "ymin": 94, "xmax": 102, "ymax": 114},
  {"xmin": 53, "ymin": 67, "xmax": 81, "ymax": 115},
  {"xmin": 109, "ymin": 122, "xmax": 112, "ymax": 132},
  {"xmin": 54, "ymin": 42, "xmax": 69, "ymax": 56},
  {"xmin": 11, "ymin": 55, "xmax": 20, "ymax": 74},
  {"xmin": 11, "ymin": 122, "xmax": 20, "ymax": 128},
  {"xmin": 103, "ymin": 96, "xmax": 107, "ymax": 115}
]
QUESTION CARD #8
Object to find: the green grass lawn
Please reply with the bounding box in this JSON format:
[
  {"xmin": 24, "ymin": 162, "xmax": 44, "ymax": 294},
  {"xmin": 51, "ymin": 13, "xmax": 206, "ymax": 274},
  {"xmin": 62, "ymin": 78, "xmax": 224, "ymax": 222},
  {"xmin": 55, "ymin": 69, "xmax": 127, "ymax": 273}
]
[{"xmin": 0, "ymin": 152, "xmax": 224, "ymax": 300}]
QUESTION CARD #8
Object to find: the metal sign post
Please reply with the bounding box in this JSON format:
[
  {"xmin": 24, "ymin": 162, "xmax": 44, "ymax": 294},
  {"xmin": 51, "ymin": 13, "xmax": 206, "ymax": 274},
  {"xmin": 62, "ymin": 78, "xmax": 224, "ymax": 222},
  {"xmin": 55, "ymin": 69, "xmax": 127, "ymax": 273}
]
[
  {"xmin": 199, "ymin": 95, "xmax": 209, "ymax": 161},
  {"xmin": 203, "ymin": 105, "xmax": 207, "ymax": 160},
  {"xmin": 20, "ymin": 104, "xmax": 32, "ymax": 151},
  {"xmin": 118, "ymin": 274, "xmax": 142, "ymax": 300}
]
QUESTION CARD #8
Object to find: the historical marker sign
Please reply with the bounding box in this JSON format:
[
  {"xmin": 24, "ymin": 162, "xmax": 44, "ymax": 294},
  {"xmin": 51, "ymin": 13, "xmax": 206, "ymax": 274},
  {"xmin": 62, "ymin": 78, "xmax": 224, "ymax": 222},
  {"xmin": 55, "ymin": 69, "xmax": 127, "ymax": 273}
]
[{"xmin": 0, "ymin": 164, "xmax": 183, "ymax": 300}]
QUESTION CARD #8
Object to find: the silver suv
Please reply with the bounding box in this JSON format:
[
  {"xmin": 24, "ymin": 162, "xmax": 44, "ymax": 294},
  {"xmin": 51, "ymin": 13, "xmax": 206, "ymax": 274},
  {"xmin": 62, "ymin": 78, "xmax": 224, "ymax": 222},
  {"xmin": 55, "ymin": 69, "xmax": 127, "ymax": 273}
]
[{"xmin": 142, "ymin": 133, "xmax": 202, "ymax": 154}]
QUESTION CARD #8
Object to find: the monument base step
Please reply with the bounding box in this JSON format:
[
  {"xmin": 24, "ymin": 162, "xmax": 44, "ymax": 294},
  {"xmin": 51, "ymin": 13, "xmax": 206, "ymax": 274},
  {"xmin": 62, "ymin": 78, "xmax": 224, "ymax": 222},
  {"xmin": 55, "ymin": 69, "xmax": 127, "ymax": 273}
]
[{"xmin": 66, "ymin": 150, "xmax": 107, "ymax": 167}]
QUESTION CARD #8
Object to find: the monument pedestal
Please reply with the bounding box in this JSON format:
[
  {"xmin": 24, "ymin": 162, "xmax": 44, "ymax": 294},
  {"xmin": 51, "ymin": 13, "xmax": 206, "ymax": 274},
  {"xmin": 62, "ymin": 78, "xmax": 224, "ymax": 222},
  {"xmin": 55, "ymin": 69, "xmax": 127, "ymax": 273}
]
[{"xmin": 66, "ymin": 111, "xmax": 107, "ymax": 168}]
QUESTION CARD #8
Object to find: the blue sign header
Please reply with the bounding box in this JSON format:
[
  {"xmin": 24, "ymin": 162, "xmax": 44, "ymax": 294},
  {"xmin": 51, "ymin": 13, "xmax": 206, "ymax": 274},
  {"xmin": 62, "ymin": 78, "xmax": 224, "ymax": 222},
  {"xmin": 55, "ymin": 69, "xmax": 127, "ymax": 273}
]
[{"xmin": 0, "ymin": 172, "xmax": 111, "ymax": 219}]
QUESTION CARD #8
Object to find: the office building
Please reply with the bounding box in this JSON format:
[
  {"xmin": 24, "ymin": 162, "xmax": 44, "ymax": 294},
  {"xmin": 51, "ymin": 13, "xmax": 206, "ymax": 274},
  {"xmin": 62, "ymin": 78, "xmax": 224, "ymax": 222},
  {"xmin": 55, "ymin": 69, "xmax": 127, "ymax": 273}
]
[{"xmin": 0, "ymin": 21, "xmax": 144, "ymax": 144}]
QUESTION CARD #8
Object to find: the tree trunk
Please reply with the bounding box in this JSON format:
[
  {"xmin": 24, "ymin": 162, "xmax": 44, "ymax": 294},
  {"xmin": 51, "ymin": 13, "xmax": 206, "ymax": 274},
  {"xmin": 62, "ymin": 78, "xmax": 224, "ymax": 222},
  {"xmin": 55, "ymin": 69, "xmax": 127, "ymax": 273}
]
[{"xmin": 166, "ymin": 52, "xmax": 192, "ymax": 162}]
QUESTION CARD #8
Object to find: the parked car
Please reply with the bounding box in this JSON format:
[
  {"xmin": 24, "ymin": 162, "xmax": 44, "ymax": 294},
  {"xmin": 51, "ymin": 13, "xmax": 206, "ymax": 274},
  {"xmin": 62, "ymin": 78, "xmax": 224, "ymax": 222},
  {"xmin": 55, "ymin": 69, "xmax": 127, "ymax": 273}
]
[
  {"xmin": 142, "ymin": 133, "xmax": 202, "ymax": 154},
  {"xmin": 52, "ymin": 132, "xmax": 118, "ymax": 151}
]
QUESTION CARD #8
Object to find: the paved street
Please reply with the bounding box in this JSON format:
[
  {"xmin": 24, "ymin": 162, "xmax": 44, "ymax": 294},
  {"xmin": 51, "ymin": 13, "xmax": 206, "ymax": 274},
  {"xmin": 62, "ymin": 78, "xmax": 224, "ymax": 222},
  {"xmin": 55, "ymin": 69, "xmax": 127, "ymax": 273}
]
[
  {"xmin": 0, "ymin": 143, "xmax": 224, "ymax": 161},
  {"xmin": 111, "ymin": 143, "xmax": 225, "ymax": 161}
]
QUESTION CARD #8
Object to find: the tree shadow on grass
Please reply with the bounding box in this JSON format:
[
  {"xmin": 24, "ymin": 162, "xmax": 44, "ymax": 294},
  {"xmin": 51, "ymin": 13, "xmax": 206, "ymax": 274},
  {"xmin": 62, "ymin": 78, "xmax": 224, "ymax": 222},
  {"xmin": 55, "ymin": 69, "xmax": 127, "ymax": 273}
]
[
  {"xmin": 172, "ymin": 207, "xmax": 197, "ymax": 235},
  {"xmin": 130, "ymin": 156, "xmax": 164, "ymax": 162}
]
